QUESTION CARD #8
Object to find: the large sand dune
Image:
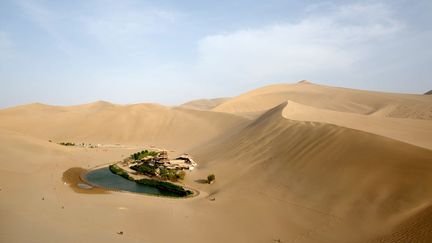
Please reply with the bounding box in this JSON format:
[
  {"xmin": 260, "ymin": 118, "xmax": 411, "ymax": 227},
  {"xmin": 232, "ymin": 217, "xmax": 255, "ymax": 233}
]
[
  {"xmin": 0, "ymin": 101, "xmax": 247, "ymax": 150},
  {"xmin": 281, "ymin": 100, "xmax": 432, "ymax": 149},
  {"xmin": 194, "ymin": 102, "xmax": 432, "ymax": 242},
  {"xmin": 210, "ymin": 81, "xmax": 432, "ymax": 149},
  {"xmin": 0, "ymin": 82, "xmax": 431, "ymax": 243},
  {"xmin": 212, "ymin": 81, "xmax": 432, "ymax": 120}
]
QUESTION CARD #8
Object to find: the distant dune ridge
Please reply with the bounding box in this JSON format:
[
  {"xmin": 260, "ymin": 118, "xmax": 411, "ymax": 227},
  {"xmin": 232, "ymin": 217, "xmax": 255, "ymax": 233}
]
[
  {"xmin": 211, "ymin": 80, "xmax": 432, "ymax": 120},
  {"xmin": 179, "ymin": 97, "xmax": 230, "ymax": 110},
  {"xmin": 425, "ymin": 90, "xmax": 432, "ymax": 95},
  {"xmin": 0, "ymin": 81, "xmax": 431, "ymax": 243}
]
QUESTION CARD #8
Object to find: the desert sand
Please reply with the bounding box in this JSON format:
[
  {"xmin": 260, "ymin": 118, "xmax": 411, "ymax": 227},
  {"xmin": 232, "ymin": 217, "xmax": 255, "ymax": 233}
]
[{"xmin": 1, "ymin": 81, "xmax": 431, "ymax": 243}]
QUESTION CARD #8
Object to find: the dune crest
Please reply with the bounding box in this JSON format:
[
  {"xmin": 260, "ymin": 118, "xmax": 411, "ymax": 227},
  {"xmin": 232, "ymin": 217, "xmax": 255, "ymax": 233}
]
[
  {"xmin": 195, "ymin": 101, "xmax": 432, "ymax": 242},
  {"xmin": 0, "ymin": 102, "xmax": 247, "ymax": 150},
  {"xmin": 179, "ymin": 98, "xmax": 230, "ymax": 111},
  {"xmin": 212, "ymin": 81, "xmax": 432, "ymax": 120},
  {"xmin": 281, "ymin": 100, "xmax": 432, "ymax": 149}
]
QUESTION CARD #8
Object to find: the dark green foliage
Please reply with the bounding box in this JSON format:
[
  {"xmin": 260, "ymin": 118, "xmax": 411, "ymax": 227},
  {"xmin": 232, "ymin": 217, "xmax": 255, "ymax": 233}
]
[
  {"xmin": 159, "ymin": 168, "xmax": 182, "ymax": 181},
  {"xmin": 131, "ymin": 163, "xmax": 186, "ymax": 181},
  {"xmin": 109, "ymin": 164, "xmax": 133, "ymax": 180},
  {"xmin": 159, "ymin": 168, "xmax": 168, "ymax": 178},
  {"xmin": 130, "ymin": 163, "xmax": 156, "ymax": 176},
  {"xmin": 108, "ymin": 164, "xmax": 192, "ymax": 197},
  {"xmin": 59, "ymin": 142, "xmax": 75, "ymax": 146},
  {"xmin": 135, "ymin": 178, "xmax": 193, "ymax": 197},
  {"xmin": 131, "ymin": 150, "xmax": 159, "ymax": 160},
  {"xmin": 207, "ymin": 174, "xmax": 215, "ymax": 184}
]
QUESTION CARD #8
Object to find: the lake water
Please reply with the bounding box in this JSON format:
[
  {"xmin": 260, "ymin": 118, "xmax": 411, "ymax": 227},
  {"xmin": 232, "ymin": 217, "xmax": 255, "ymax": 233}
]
[{"xmin": 84, "ymin": 167, "xmax": 182, "ymax": 197}]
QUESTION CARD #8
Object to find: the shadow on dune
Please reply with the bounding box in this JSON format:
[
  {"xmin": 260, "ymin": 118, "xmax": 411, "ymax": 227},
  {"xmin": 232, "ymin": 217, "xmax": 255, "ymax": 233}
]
[{"xmin": 194, "ymin": 179, "xmax": 209, "ymax": 184}]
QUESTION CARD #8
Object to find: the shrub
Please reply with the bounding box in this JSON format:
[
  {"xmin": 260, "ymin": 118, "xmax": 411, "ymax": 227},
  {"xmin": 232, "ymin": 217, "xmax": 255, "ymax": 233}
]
[
  {"xmin": 159, "ymin": 168, "xmax": 168, "ymax": 178},
  {"xmin": 167, "ymin": 170, "xmax": 178, "ymax": 181},
  {"xmin": 130, "ymin": 163, "xmax": 156, "ymax": 176},
  {"xmin": 207, "ymin": 174, "xmax": 215, "ymax": 184},
  {"xmin": 177, "ymin": 170, "xmax": 186, "ymax": 180},
  {"xmin": 159, "ymin": 168, "xmax": 180, "ymax": 181},
  {"xmin": 59, "ymin": 142, "xmax": 75, "ymax": 146}
]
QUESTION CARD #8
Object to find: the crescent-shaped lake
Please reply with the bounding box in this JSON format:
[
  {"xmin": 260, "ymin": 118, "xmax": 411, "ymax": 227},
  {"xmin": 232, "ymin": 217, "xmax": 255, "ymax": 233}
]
[{"xmin": 84, "ymin": 167, "xmax": 185, "ymax": 197}]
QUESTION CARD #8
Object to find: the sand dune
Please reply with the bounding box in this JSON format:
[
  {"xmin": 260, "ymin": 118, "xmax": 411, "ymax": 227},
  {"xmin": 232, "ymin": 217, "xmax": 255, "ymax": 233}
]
[
  {"xmin": 211, "ymin": 81, "xmax": 432, "ymax": 149},
  {"xmin": 1, "ymin": 82, "xmax": 431, "ymax": 243},
  {"xmin": 193, "ymin": 102, "xmax": 432, "ymax": 242},
  {"xmin": 282, "ymin": 100, "xmax": 432, "ymax": 149},
  {"xmin": 212, "ymin": 81, "xmax": 432, "ymax": 120},
  {"xmin": 366, "ymin": 204, "xmax": 432, "ymax": 243},
  {"xmin": 0, "ymin": 102, "xmax": 247, "ymax": 150},
  {"xmin": 179, "ymin": 98, "xmax": 230, "ymax": 110}
]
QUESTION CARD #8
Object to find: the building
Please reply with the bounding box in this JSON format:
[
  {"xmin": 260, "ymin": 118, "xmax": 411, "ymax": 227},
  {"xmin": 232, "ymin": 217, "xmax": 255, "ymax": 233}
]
[
  {"xmin": 176, "ymin": 154, "xmax": 197, "ymax": 167},
  {"xmin": 168, "ymin": 154, "xmax": 197, "ymax": 170},
  {"xmin": 158, "ymin": 150, "xmax": 170, "ymax": 163},
  {"xmin": 131, "ymin": 150, "xmax": 197, "ymax": 171}
]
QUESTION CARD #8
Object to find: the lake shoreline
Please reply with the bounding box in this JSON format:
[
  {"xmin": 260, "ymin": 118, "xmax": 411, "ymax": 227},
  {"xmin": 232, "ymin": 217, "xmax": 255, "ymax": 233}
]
[{"xmin": 78, "ymin": 163, "xmax": 200, "ymax": 199}]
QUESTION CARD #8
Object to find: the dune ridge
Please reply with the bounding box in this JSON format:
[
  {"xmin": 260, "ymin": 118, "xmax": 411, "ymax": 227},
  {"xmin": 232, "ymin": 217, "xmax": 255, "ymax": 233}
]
[
  {"xmin": 179, "ymin": 98, "xmax": 230, "ymax": 111},
  {"xmin": 0, "ymin": 81, "xmax": 431, "ymax": 243},
  {"xmin": 194, "ymin": 101, "xmax": 432, "ymax": 241},
  {"xmin": 212, "ymin": 81, "xmax": 432, "ymax": 120},
  {"xmin": 281, "ymin": 100, "xmax": 432, "ymax": 149},
  {"xmin": 0, "ymin": 103, "xmax": 248, "ymax": 150}
]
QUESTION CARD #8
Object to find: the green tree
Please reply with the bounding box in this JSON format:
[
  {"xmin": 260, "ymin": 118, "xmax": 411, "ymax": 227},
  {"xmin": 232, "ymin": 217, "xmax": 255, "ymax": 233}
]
[
  {"xmin": 159, "ymin": 168, "xmax": 168, "ymax": 178},
  {"xmin": 207, "ymin": 174, "xmax": 215, "ymax": 184}
]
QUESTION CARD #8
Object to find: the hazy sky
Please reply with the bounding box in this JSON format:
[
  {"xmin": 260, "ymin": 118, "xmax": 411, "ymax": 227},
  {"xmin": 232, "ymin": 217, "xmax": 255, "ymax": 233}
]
[{"xmin": 0, "ymin": 0, "xmax": 431, "ymax": 107}]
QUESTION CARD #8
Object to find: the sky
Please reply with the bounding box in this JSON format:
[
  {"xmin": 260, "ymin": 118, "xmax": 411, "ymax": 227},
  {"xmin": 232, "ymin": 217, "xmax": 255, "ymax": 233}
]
[{"xmin": 0, "ymin": 0, "xmax": 431, "ymax": 108}]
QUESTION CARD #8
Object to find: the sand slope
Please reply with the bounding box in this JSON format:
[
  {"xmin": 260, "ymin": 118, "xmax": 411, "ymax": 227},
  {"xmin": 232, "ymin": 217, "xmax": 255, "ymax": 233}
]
[
  {"xmin": 282, "ymin": 100, "xmax": 432, "ymax": 149},
  {"xmin": 179, "ymin": 98, "xmax": 230, "ymax": 111},
  {"xmin": 212, "ymin": 81, "xmax": 432, "ymax": 120},
  {"xmin": 1, "ymin": 82, "xmax": 431, "ymax": 243},
  {"xmin": 193, "ymin": 102, "xmax": 432, "ymax": 242},
  {"xmin": 0, "ymin": 102, "xmax": 247, "ymax": 150},
  {"xmin": 366, "ymin": 204, "xmax": 432, "ymax": 243},
  {"xmin": 211, "ymin": 82, "xmax": 432, "ymax": 149}
]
